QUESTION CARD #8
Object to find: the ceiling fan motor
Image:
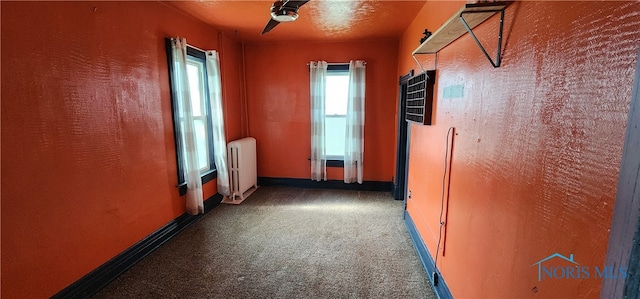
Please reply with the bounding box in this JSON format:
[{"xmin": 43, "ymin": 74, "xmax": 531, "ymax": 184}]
[{"xmin": 270, "ymin": 0, "xmax": 299, "ymax": 22}]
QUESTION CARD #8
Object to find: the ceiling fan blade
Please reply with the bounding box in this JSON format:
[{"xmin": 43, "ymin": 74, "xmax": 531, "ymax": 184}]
[{"xmin": 261, "ymin": 19, "xmax": 280, "ymax": 35}]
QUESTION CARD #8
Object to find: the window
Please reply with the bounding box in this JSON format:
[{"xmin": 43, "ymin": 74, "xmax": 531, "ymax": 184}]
[
  {"xmin": 185, "ymin": 57, "xmax": 213, "ymax": 172},
  {"xmin": 325, "ymin": 64, "xmax": 349, "ymax": 161},
  {"xmin": 167, "ymin": 41, "xmax": 217, "ymax": 193}
]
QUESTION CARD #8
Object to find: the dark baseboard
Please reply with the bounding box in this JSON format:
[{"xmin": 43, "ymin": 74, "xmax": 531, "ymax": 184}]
[
  {"xmin": 258, "ymin": 177, "xmax": 393, "ymax": 192},
  {"xmin": 404, "ymin": 210, "xmax": 453, "ymax": 299},
  {"xmin": 51, "ymin": 193, "xmax": 224, "ymax": 299}
]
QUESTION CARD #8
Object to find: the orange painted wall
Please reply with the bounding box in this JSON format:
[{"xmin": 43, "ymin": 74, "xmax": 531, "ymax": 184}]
[
  {"xmin": 1, "ymin": 2, "xmax": 243, "ymax": 297},
  {"xmin": 244, "ymin": 40, "xmax": 399, "ymax": 182},
  {"xmin": 400, "ymin": 1, "xmax": 640, "ymax": 298},
  {"xmin": 220, "ymin": 34, "xmax": 247, "ymax": 142}
]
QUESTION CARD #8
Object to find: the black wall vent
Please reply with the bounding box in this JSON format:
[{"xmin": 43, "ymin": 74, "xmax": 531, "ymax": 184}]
[{"xmin": 405, "ymin": 70, "xmax": 436, "ymax": 125}]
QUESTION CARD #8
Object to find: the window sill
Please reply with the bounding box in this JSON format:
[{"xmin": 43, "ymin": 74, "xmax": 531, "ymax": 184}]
[
  {"xmin": 308, "ymin": 158, "xmax": 344, "ymax": 168},
  {"xmin": 327, "ymin": 160, "xmax": 344, "ymax": 168},
  {"xmin": 201, "ymin": 169, "xmax": 217, "ymax": 184},
  {"xmin": 177, "ymin": 169, "xmax": 217, "ymax": 196}
]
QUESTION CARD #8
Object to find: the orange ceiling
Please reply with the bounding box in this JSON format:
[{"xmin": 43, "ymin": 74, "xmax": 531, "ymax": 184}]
[{"xmin": 168, "ymin": 0, "xmax": 427, "ymax": 42}]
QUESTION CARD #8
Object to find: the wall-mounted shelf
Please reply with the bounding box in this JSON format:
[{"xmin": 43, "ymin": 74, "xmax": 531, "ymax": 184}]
[{"xmin": 413, "ymin": 2, "xmax": 507, "ymax": 68}]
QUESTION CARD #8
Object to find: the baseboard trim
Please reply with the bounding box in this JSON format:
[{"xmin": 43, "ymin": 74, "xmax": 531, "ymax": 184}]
[
  {"xmin": 51, "ymin": 193, "xmax": 224, "ymax": 299},
  {"xmin": 404, "ymin": 210, "xmax": 453, "ymax": 299},
  {"xmin": 258, "ymin": 177, "xmax": 393, "ymax": 192}
]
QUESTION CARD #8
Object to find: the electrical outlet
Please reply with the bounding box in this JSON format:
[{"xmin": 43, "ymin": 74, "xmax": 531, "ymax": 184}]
[{"xmin": 408, "ymin": 190, "xmax": 412, "ymax": 199}]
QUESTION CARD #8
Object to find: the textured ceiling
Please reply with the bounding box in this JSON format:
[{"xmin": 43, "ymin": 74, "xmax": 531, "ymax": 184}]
[{"xmin": 168, "ymin": 0, "xmax": 427, "ymax": 42}]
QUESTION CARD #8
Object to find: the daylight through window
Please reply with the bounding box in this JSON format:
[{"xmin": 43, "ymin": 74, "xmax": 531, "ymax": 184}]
[
  {"xmin": 325, "ymin": 66, "xmax": 349, "ymax": 160},
  {"xmin": 186, "ymin": 58, "xmax": 212, "ymax": 172}
]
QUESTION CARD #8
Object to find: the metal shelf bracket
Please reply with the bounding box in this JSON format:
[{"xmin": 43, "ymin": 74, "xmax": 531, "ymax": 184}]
[
  {"xmin": 411, "ymin": 53, "xmax": 437, "ymax": 74},
  {"xmin": 459, "ymin": 9, "xmax": 505, "ymax": 68}
]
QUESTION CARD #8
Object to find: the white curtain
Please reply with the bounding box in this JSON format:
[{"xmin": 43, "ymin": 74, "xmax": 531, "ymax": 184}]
[
  {"xmin": 344, "ymin": 60, "xmax": 366, "ymax": 184},
  {"xmin": 171, "ymin": 37, "xmax": 204, "ymax": 215},
  {"xmin": 310, "ymin": 61, "xmax": 328, "ymax": 181},
  {"xmin": 205, "ymin": 50, "xmax": 231, "ymax": 197}
]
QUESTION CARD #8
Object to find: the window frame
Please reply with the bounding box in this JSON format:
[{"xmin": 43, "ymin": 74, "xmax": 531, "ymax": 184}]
[
  {"xmin": 325, "ymin": 64, "xmax": 350, "ymax": 166},
  {"xmin": 166, "ymin": 39, "xmax": 217, "ymax": 195}
]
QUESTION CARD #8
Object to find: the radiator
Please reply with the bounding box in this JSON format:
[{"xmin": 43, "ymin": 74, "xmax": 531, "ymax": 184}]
[{"xmin": 222, "ymin": 137, "xmax": 258, "ymax": 204}]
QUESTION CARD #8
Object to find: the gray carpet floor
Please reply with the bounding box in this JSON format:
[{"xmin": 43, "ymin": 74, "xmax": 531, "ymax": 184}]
[{"xmin": 93, "ymin": 187, "xmax": 436, "ymax": 299}]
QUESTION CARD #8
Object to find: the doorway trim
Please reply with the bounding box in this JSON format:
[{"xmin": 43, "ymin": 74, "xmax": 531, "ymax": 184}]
[
  {"xmin": 394, "ymin": 70, "xmax": 414, "ymax": 200},
  {"xmin": 600, "ymin": 49, "xmax": 640, "ymax": 298}
]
